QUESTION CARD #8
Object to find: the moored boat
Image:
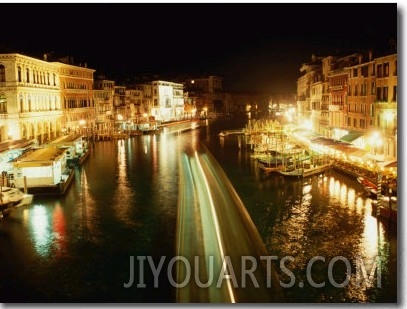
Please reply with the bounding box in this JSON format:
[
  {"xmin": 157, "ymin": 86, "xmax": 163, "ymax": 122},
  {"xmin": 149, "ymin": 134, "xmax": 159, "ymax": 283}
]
[
  {"xmin": 0, "ymin": 186, "xmax": 34, "ymax": 218},
  {"xmin": 279, "ymin": 163, "xmax": 331, "ymax": 178},
  {"xmin": 371, "ymin": 196, "xmax": 397, "ymax": 223},
  {"xmin": 357, "ymin": 176, "xmax": 379, "ymax": 196}
]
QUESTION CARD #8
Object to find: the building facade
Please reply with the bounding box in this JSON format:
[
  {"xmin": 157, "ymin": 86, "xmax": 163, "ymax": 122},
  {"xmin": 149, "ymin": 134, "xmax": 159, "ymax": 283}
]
[
  {"xmin": 184, "ymin": 76, "xmax": 223, "ymax": 117},
  {"xmin": 94, "ymin": 77, "xmax": 115, "ymax": 134},
  {"xmin": 0, "ymin": 53, "xmax": 63, "ymax": 144},
  {"xmin": 297, "ymin": 51, "xmax": 397, "ymax": 159},
  {"xmin": 57, "ymin": 60, "xmax": 96, "ymax": 135},
  {"xmin": 151, "ymin": 80, "xmax": 184, "ymax": 122}
]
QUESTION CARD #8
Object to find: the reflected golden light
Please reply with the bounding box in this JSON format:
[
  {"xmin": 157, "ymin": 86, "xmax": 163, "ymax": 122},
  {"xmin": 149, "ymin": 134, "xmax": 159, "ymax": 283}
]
[
  {"xmin": 347, "ymin": 188, "xmax": 356, "ymax": 211},
  {"xmin": 113, "ymin": 139, "xmax": 135, "ymax": 225},
  {"xmin": 29, "ymin": 205, "xmax": 52, "ymax": 257},
  {"xmin": 356, "ymin": 196, "xmax": 364, "ymax": 215},
  {"xmin": 303, "ymin": 184, "xmax": 312, "ymax": 195},
  {"xmin": 53, "ymin": 203, "xmax": 66, "ymax": 255},
  {"xmin": 340, "ymin": 183, "xmax": 347, "ymax": 205}
]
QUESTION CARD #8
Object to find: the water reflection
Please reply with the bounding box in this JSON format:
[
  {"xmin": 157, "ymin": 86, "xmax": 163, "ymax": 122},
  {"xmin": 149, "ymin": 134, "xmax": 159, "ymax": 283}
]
[
  {"xmin": 113, "ymin": 139, "xmax": 135, "ymax": 226},
  {"xmin": 52, "ymin": 203, "xmax": 66, "ymax": 256},
  {"xmin": 255, "ymin": 173, "xmax": 393, "ymax": 302},
  {"xmin": 0, "ymin": 119, "xmax": 396, "ymax": 303},
  {"xmin": 24, "ymin": 205, "xmax": 52, "ymax": 257}
]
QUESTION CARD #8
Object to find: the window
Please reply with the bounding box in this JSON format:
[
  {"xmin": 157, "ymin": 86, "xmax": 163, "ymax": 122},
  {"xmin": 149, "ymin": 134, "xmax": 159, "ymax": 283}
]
[
  {"xmin": 384, "ymin": 62, "xmax": 389, "ymax": 77},
  {"xmin": 394, "ymin": 60, "xmax": 397, "ymax": 76},
  {"xmin": 393, "ymin": 86, "xmax": 397, "ymax": 102},
  {"xmin": 361, "ymin": 83, "xmax": 367, "ymax": 96},
  {"xmin": 353, "ymin": 68, "xmax": 358, "ymax": 77},
  {"xmin": 20, "ymin": 95, "xmax": 24, "ymax": 112},
  {"xmin": 0, "ymin": 65, "xmax": 5, "ymax": 82},
  {"xmin": 0, "ymin": 94, "xmax": 6, "ymax": 113},
  {"xmin": 26, "ymin": 69, "xmax": 30, "ymax": 83},
  {"xmin": 377, "ymin": 64, "xmax": 383, "ymax": 78},
  {"xmin": 18, "ymin": 66, "xmax": 22, "ymax": 82},
  {"xmin": 383, "ymin": 86, "xmax": 388, "ymax": 101},
  {"xmin": 361, "ymin": 66, "xmax": 368, "ymax": 77},
  {"xmin": 376, "ymin": 87, "xmax": 382, "ymax": 101}
]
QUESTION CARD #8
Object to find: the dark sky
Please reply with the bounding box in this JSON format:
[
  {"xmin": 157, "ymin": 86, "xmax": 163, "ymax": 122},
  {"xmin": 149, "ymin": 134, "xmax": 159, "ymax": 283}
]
[{"xmin": 0, "ymin": 2, "xmax": 398, "ymax": 94}]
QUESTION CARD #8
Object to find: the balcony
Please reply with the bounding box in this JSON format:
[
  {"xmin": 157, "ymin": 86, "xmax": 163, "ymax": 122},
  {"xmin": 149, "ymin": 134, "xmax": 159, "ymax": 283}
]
[
  {"xmin": 374, "ymin": 102, "xmax": 397, "ymax": 110},
  {"xmin": 330, "ymin": 85, "xmax": 344, "ymax": 91},
  {"xmin": 328, "ymin": 105, "xmax": 343, "ymax": 111}
]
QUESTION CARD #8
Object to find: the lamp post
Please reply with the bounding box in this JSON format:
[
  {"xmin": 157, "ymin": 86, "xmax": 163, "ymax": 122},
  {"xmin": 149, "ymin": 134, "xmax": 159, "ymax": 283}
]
[{"xmin": 79, "ymin": 119, "xmax": 86, "ymax": 135}]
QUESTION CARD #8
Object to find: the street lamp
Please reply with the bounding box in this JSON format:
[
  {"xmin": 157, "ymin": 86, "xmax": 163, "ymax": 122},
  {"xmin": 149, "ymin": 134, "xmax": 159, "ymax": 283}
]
[{"xmin": 79, "ymin": 119, "xmax": 86, "ymax": 135}]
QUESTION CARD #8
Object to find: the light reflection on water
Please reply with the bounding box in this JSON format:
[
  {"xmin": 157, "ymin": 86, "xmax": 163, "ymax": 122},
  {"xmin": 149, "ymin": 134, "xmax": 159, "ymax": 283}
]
[
  {"xmin": 25, "ymin": 205, "xmax": 52, "ymax": 257},
  {"xmin": 245, "ymin": 172, "xmax": 391, "ymax": 302},
  {"xmin": 0, "ymin": 120, "xmax": 397, "ymax": 303},
  {"xmin": 210, "ymin": 128, "xmax": 396, "ymax": 303},
  {"xmin": 113, "ymin": 139, "xmax": 135, "ymax": 226}
]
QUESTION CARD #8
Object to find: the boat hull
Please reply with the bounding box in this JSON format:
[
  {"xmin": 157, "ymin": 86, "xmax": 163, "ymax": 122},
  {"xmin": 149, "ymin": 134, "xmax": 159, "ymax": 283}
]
[
  {"xmin": 0, "ymin": 187, "xmax": 34, "ymax": 218},
  {"xmin": 279, "ymin": 164, "xmax": 331, "ymax": 177}
]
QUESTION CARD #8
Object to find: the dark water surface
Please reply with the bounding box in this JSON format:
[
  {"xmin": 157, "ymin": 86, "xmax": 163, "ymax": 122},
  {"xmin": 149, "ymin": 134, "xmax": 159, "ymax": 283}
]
[{"xmin": 0, "ymin": 118, "xmax": 397, "ymax": 303}]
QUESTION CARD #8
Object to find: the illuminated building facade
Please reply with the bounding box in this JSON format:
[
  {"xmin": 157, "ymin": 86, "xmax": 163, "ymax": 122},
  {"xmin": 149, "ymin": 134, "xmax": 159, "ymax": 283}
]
[
  {"xmin": 297, "ymin": 51, "xmax": 397, "ymax": 159},
  {"xmin": 297, "ymin": 55, "xmax": 323, "ymax": 128},
  {"xmin": 56, "ymin": 59, "xmax": 96, "ymax": 135},
  {"xmin": 371, "ymin": 53, "xmax": 397, "ymax": 157},
  {"xmin": 125, "ymin": 85, "xmax": 147, "ymax": 124},
  {"xmin": 184, "ymin": 76, "xmax": 223, "ymax": 117},
  {"xmin": 151, "ymin": 80, "xmax": 184, "ymax": 121},
  {"xmin": 0, "ymin": 53, "xmax": 62, "ymax": 144},
  {"xmin": 0, "ymin": 53, "xmax": 96, "ymax": 144},
  {"xmin": 93, "ymin": 77, "xmax": 115, "ymax": 133}
]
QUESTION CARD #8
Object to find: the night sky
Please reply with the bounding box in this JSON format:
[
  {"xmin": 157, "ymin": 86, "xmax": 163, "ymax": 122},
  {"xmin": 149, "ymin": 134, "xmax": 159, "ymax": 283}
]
[{"xmin": 0, "ymin": 2, "xmax": 398, "ymax": 94}]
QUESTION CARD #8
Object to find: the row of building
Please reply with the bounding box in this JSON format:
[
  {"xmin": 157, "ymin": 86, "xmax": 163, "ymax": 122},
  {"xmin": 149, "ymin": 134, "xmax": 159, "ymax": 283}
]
[
  {"xmin": 0, "ymin": 53, "xmax": 233, "ymax": 145},
  {"xmin": 0, "ymin": 48, "xmax": 398, "ymax": 161},
  {"xmin": 296, "ymin": 51, "xmax": 397, "ymax": 160}
]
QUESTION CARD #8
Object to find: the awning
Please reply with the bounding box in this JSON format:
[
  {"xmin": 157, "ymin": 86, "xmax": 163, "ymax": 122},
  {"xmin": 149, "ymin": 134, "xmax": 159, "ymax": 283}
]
[
  {"xmin": 339, "ymin": 131, "xmax": 364, "ymax": 143},
  {"xmin": 381, "ymin": 160, "xmax": 397, "ymax": 168}
]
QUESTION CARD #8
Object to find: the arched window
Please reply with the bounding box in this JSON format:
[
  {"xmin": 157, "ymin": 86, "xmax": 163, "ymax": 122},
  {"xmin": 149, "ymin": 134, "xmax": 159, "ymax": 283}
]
[
  {"xmin": 26, "ymin": 68, "xmax": 30, "ymax": 83},
  {"xmin": 0, "ymin": 94, "xmax": 7, "ymax": 113},
  {"xmin": 19, "ymin": 94, "xmax": 24, "ymax": 112},
  {"xmin": 28, "ymin": 95, "xmax": 32, "ymax": 112},
  {"xmin": 0, "ymin": 65, "xmax": 5, "ymax": 82},
  {"xmin": 18, "ymin": 66, "xmax": 22, "ymax": 82}
]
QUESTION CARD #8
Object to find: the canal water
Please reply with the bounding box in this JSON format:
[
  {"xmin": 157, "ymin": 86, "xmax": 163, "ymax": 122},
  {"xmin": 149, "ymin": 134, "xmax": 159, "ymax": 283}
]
[{"xmin": 0, "ymin": 118, "xmax": 397, "ymax": 303}]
